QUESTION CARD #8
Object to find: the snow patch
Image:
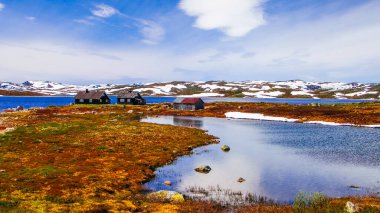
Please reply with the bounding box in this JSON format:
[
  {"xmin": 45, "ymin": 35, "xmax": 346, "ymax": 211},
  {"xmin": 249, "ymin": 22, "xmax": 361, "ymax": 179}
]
[
  {"xmin": 225, "ymin": 112, "xmax": 298, "ymax": 122},
  {"xmin": 291, "ymin": 91, "xmax": 314, "ymax": 96},
  {"xmin": 304, "ymin": 121, "xmax": 352, "ymax": 126},
  {"xmin": 178, "ymin": 93, "xmax": 224, "ymax": 97}
]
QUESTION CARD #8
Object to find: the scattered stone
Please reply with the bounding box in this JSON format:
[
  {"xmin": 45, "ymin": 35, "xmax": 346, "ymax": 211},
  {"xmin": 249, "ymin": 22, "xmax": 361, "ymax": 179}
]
[
  {"xmin": 127, "ymin": 110, "xmax": 134, "ymax": 114},
  {"xmin": 147, "ymin": 190, "xmax": 185, "ymax": 203},
  {"xmin": 310, "ymin": 103, "xmax": 321, "ymax": 107},
  {"xmin": 164, "ymin": 181, "xmax": 172, "ymax": 186},
  {"xmin": 194, "ymin": 165, "xmax": 211, "ymax": 174},
  {"xmin": 221, "ymin": 145, "xmax": 230, "ymax": 152},
  {"xmin": 238, "ymin": 106, "xmax": 243, "ymax": 109},
  {"xmin": 237, "ymin": 177, "xmax": 246, "ymax": 183},
  {"xmin": 349, "ymin": 185, "xmax": 360, "ymax": 189},
  {"xmin": 345, "ymin": 201, "xmax": 359, "ymax": 213},
  {"xmin": 187, "ymin": 146, "xmax": 193, "ymax": 151},
  {"xmin": 16, "ymin": 106, "xmax": 24, "ymax": 111},
  {"xmin": 0, "ymin": 170, "xmax": 6, "ymax": 173}
]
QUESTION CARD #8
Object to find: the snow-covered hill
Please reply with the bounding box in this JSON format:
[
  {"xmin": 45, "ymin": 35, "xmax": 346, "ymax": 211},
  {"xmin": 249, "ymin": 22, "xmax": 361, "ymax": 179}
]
[{"xmin": 0, "ymin": 80, "xmax": 379, "ymax": 99}]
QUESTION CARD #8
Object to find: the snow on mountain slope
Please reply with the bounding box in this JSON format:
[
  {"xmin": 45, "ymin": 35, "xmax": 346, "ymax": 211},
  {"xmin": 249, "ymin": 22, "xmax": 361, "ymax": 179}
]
[{"xmin": 0, "ymin": 80, "xmax": 379, "ymax": 99}]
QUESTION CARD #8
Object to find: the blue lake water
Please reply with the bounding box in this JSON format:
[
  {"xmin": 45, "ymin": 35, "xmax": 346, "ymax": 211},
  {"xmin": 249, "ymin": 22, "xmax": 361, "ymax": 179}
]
[
  {"xmin": 0, "ymin": 96, "xmax": 376, "ymax": 111},
  {"xmin": 143, "ymin": 116, "xmax": 380, "ymax": 203},
  {"xmin": 0, "ymin": 96, "xmax": 175, "ymax": 111}
]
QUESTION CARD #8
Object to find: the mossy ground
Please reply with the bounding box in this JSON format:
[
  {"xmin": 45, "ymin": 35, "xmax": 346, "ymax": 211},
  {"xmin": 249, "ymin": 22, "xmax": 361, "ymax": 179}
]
[{"xmin": 0, "ymin": 103, "xmax": 379, "ymax": 212}]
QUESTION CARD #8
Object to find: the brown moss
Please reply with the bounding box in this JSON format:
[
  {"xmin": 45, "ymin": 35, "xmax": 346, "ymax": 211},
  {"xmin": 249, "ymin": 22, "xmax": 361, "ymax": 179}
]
[
  {"xmin": 1, "ymin": 103, "xmax": 380, "ymax": 212},
  {"xmin": 0, "ymin": 89, "xmax": 45, "ymax": 96}
]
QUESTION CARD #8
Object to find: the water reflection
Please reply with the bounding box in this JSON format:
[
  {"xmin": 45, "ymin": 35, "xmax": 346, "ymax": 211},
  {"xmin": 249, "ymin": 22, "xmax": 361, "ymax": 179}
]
[
  {"xmin": 173, "ymin": 117, "xmax": 203, "ymax": 128},
  {"xmin": 142, "ymin": 116, "xmax": 380, "ymax": 203}
]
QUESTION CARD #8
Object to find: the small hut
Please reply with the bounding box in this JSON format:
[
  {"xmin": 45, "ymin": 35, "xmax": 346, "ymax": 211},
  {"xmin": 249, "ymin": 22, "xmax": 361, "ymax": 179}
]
[
  {"xmin": 117, "ymin": 91, "xmax": 146, "ymax": 105},
  {"xmin": 74, "ymin": 89, "xmax": 111, "ymax": 104},
  {"xmin": 173, "ymin": 98, "xmax": 204, "ymax": 110}
]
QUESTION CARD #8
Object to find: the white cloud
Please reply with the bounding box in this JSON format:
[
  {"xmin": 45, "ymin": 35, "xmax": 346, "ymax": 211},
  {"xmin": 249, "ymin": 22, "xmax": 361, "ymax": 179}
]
[
  {"xmin": 187, "ymin": 1, "xmax": 380, "ymax": 82},
  {"xmin": 91, "ymin": 4, "xmax": 118, "ymax": 18},
  {"xmin": 138, "ymin": 20, "xmax": 165, "ymax": 45},
  {"xmin": 179, "ymin": 0, "xmax": 265, "ymax": 37},
  {"xmin": 0, "ymin": 3, "xmax": 5, "ymax": 11},
  {"xmin": 25, "ymin": 16, "xmax": 36, "ymax": 21},
  {"xmin": 0, "ymin": 41, "xmax": 178, "ymax": 83}
]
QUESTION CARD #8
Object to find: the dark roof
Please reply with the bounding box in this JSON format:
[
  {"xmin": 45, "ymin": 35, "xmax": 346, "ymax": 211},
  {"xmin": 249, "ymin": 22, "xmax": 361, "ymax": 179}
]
[
  {"xmin": 117, "ymin": 91, "xmax": 142, "ymax": 99},
  {"xmin": 75, "ymin": 90, "xmax": 108, "ymax": 100},
  {"xmin": 173, "ymin": 98, "xmax": 203, "ymax": 104}
]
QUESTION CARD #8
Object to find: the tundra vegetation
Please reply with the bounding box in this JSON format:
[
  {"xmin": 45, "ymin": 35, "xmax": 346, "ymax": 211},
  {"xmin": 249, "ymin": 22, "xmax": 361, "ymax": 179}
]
[{"xmin": 0, "ymin": 102, "xmax": 380, "ymax": 212}]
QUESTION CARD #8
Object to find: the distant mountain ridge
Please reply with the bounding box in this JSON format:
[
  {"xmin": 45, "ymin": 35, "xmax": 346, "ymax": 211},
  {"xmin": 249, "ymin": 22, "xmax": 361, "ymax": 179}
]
[{"xmin": 0, "ymin": 80, "xmax": 379, "ymax": 99}]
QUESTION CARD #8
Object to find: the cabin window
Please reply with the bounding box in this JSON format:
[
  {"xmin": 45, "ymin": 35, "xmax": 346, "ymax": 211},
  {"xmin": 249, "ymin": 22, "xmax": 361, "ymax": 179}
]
[
  {"xmin": 100, "ymin": 99, "xmax": 102, "ymax": 103},
  {"xmin": 127, "ymin": 99, "xmax": 131, "ymax": 103},
  {"xmin": 120, "ymin": 99, "xmax": 125, "ymax": 103},
  {"xmin": 80, "ymin": 99, "xmax": 84, "ymax": 103},
  {"xmin": 89, "ymin": 99, "xmax": 93, "ymax": 103}
]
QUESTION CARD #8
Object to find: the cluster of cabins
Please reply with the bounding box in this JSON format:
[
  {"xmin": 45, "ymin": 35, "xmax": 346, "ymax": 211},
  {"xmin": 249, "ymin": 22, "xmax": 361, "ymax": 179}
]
[{"xmin": 74, "ymin": 89, "xmax": 204, "ymax": 110}]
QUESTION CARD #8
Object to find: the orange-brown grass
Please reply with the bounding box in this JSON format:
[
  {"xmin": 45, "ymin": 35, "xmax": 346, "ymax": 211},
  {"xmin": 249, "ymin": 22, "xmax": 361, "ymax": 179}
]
[
  {"xmin": 1, "ymin": 104, "xmax": 380, "ymax": 212},
  {"xmin": 0, "ymin": 105, "xmax": 217, "ymax": 211},
  {"xmin": 155, "ymin": 102, "xmax": 380, "ymax": 125}
]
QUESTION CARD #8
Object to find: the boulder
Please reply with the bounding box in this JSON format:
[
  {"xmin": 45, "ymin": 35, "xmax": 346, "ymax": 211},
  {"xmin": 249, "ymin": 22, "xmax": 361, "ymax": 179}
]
[
  {"xmin": 16, "ymin": 106, "xmax": 24, "ymax": 111},
  {"xmin": 164, "ymin": 181, "xmax": 172, "ymax": 186},
  {"xmin": 345, "ymin": 201, "xmax": 359, "ymax": 213},
  {"xmin": 221, "ymin": 145, "xmax": 230, "ymax": 152},
  {"xmin": 127, "ymin": 110, "xmax": 134, "ymax": 114},
  {"xmin": 147, "ymin": 190, "xmax": 185, "ymax": 203},
  {"xmin": 194, "ymin": 165, "xmax": 211, "ymax": 174},
  {"xmin": 237, "ymin": 177, "xmax": 246, "ymax": 183}
]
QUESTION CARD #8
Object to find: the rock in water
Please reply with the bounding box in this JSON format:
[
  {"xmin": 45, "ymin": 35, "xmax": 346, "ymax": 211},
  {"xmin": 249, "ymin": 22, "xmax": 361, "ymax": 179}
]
[
  {"xmin": 16, "ymin": 106, "xmax": 24, "ymax": 111},
  {"xmin": 221, "ymin": 145, "xmax": 230, "ymax": 152},
  {"xmin": 194, "ymin": 165, "xmax": 212, "ymax": 174},
  {"xmin": 345, "ymin": 201, "xmax": 359, "ymax": 213},
  {"xmin": 237, "ymin": 177, "xmax": 246, "ymax": 183},
  {"xmin": 164, "ymin": 181, "xmax": 172, "ymax": 186},
  {"xmin": 147, "ymin": 190, "xmax": 185, "ymax": 203}
]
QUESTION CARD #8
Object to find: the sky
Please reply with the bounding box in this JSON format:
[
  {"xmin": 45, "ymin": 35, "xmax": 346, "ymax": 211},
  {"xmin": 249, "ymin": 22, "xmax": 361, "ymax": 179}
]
[{"xmin": 0, "ymin": 0, "xmax": 379, "ymax": 84}]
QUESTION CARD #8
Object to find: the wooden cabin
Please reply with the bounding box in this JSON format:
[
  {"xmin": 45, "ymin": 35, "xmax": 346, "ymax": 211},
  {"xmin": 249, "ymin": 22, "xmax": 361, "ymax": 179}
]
[
  {"xmin": 117, "ymin": 91, "xmax": 146, "ymax": 105},
  {"xmin": 173, "ymin": 98, "xmax": 204, "ymax": 110},
  {"xmin": 74, "ymin": 89, "xmax": 111, "ymax": 104}
]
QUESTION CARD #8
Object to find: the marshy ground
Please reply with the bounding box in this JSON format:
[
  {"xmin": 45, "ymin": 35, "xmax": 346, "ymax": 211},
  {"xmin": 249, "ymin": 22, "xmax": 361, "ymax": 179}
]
[{"xmin": 0, "ymin": 102, "xmax": 380, "ymax": 212}]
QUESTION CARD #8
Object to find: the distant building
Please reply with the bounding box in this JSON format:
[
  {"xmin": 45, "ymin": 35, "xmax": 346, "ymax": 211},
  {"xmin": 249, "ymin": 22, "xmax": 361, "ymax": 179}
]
[
  {"xmin": 173, "ymin": 98, "xmax": 204, "ymax": 110},
  {"xmin": 74, "ymin": 89, "xmax": 111, "ymax": 104},
  {"xmin": 117, "ymin": 91, "xmax": 146, "ymax": 105}
]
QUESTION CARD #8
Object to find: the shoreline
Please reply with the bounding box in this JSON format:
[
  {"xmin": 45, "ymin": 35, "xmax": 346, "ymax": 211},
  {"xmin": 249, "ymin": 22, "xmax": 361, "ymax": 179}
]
[
  {"xmin": 225, "ymin": 111, "xmax": 380, "ymax": 128},
  {"xmin": 0, "ymin": 94, "xmax": 379, "ymax": 101}
]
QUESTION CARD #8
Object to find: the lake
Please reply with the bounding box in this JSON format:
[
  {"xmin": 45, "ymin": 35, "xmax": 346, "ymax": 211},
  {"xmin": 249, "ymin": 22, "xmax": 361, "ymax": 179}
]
[
  {"xmin": 142, "ymin": 116, "xmax": 380, "ymax": 204},
  {"xmin": 0, "ymin": 96, "xmax": 376, "ymax": 111}
]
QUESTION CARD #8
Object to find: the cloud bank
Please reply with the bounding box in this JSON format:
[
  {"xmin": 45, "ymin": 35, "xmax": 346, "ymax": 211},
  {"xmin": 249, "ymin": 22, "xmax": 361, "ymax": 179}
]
[
  {"xmin": 179, "ymin": 0, "xmax": 265, "ymax": 37},
  {"xmin": 0, "ymin": 3, "xmax": 5, "ymax": 12}
]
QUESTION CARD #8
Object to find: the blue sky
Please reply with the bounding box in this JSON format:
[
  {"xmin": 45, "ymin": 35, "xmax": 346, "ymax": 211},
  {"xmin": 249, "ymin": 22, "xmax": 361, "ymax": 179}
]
[{"xmin": 0, "ymin": 0, "xmax": 379, "ymax": 84}]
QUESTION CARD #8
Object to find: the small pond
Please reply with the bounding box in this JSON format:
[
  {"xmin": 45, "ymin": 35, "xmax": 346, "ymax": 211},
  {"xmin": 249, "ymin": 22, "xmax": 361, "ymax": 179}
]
[{"xmin": 142, "ymin": 116, "xmax": 380, "ymax": 203}]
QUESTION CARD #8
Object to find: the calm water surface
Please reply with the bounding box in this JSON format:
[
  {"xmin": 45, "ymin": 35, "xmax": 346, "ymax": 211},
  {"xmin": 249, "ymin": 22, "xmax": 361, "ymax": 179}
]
[
  {"xmin": 142, "ymin": 116, "xmax": 380, "ymax": 203},
  {"xmin": 0, "ymin": 96, "xmax": 176, "ymax": 111}
]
